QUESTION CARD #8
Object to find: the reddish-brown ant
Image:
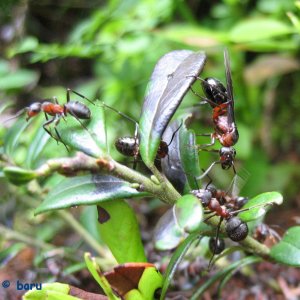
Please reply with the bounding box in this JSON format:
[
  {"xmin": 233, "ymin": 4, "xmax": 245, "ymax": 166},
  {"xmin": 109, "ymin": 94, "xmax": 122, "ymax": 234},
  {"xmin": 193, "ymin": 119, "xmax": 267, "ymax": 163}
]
[
  {"xmin": 188, "ymin": 49, "xmax": 239, "ymax": 179},
  {"xmin": 5, "ymin": 88, "xmax": 94, "ymax": 151}
]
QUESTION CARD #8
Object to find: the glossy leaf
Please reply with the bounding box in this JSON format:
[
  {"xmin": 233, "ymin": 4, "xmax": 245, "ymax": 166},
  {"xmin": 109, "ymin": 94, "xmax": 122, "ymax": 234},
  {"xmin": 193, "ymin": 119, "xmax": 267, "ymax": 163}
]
[
  {"xmin": 174, "ymin": 194, "xmax": 203, "ymax": 233},
  {"xmin": 84, "ymin": 253, "xmax": 119, "ymax": 300},
  {"xmin": 56, "ymin": 102, "xmax": 107, "ymax": 158},
  {"xmin": 3, "ymin": 166, "xmax": 37, "ymax": 185},
  {"xmin": 179, "ymin": 116, "xmax": 201, "ymax": 189},
  {"xmin": 160, "ymin": 233, "xmax": 199, "ymax": 300},
  {"xmin": 35, "ymin": 174, "xmax": 145, "ymax": 215},
  {"xmin": 161, "ymin": 119, "xmax": 189, "ymax": 194},
  {"xmin": 154, "ymin": 208, "xmax": 185, "ymax": 250},
  {"xmin": 270, "ymin": 226, "xmax": 300, "ymax": 267},
  {"xmin": 229, "ymin": 19, "xmax": 294, "ymax": 43},
  {"xmin": 97, "ymin": 200, "xmax": 147, "ymax": 263},
  {"xmin": 238, "ymin": 192, "xmax": 283, "ymax": 222},
  {"xmin": 139, "ymin": 50, "xmax": 206, "ymax": 166}
]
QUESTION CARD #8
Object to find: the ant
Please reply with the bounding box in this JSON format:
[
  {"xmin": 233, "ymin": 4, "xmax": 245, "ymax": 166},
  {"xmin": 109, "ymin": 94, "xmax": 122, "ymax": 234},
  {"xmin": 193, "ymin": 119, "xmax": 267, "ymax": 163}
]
[
  {"xmin": 188, "ymin": 49, "xmax": 238, "ymax": 179},
  {"xmin": 5, "ymin": 89, "xmax": 94, "ymax": 151}
]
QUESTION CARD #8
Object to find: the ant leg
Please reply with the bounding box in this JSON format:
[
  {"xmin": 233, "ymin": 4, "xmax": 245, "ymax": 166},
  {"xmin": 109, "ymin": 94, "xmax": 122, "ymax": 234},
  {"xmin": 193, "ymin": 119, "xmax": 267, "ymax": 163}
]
[
  {"xmin": 208, "ymin": 217, "xmax": 223, "ymax": 270},
  {"xmin": 196, "ymin": 161, "xmax": 220, "ymax": 180},
  {"xmin": 167, "ymin": 121, "xmax": 183, "ymax": 146},
  {"xmin": 44, "ymin": 113, "xmax": 58, "ymax": 145},
  {"xmin": 43, "ymin": 116, "xmax": 57, "ymax": 140},
  {"xmin": 197, "ymin": 134, "xmax": 216, "ymax": 149},
  {"xmin": 53, "ymin": 117, "xmax": 69, "ymax": 152},
  {"xmin": 67, "ymin": 88, "xmax": 95, "ymax": 106},
  {"xmin": 201, "ymin": 168, "xmax": 212, "ymax": 189}
]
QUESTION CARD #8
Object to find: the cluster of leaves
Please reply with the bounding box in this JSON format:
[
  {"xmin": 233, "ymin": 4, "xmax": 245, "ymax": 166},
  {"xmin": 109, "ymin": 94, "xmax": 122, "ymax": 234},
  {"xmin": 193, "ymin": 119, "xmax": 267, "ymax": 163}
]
[
  {"xmin": 1, "ymin": 0, "xmax": 300, "ymax": 299},
  {"xmin": 2, "ymin": 47, "xmax": 300, "ymax": 300}
]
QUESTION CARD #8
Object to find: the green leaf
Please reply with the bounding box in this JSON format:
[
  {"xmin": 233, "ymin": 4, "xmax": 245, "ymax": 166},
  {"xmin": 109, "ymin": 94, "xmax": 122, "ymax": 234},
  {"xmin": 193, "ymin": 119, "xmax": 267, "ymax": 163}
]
[
  {"xmin": 229, "ymin": 19, "xmax": 294, "ymax": 43},
  {"xmin": 35, "ymin": 174, "xmax": 145, "ymax": 215},
  {"xmin": 270, "ymin": 226, "xmax": 300, "ymax": 267},
  {"xmin": 154, "ymin": 208, "xmax": 186, "ymax": 250},
  {"xmin": 4, "ymin": 118, "xmax": 33, "ymax": 158},
  {"xmin": 3, "ymin": 166, "xmax": 37, "ymax": 185},
  {"xmin": 179, "ymin": 116, "xmax": 201, "ymax": 189},
  {"xmin": 174, "ymin": 194, "xmax": 203, "ymax": 233},
  {"xmin": 160, "ymin": 233, "xmax": 200, "ymax": 300},
  {"xmin": 84, "ymin": 253, "xmax": 119, "ymax": 300},
  {"xmin": 25, "ymin": 126, "xmax": 50, "ymax": 169},
  {"xmin": 139, "ymin": 50, "xmax": 206, "ymax": 166},
  {"xmin": 56, "ymin": 102, "xmax": 107, "ymax": 158},
  {"xmin": 239, "ymin": 192, "xmax": 283, "ymax": 222},
  {"xmin": 161, "ymin": 119, "xmax": 189, "ymax": 194},
  {"xmin": 97, "ymin": 200, "xmax": 147, "ymax": 263},
  {"xmin": 137, "ymin": 266, "xmax": 163, "ymax": 300}
]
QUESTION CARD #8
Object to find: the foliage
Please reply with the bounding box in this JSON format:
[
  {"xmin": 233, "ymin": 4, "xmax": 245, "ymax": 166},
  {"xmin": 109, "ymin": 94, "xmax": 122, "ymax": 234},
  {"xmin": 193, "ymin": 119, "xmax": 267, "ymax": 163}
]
[{"xmin": 1, "ymin": 0, "xmax": 300, "ymax": 299}]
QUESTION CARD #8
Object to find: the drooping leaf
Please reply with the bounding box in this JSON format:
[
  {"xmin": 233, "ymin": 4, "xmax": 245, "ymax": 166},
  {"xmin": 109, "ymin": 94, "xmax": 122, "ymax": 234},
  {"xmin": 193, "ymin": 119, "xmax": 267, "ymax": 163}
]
[
  {"xmin": 174, "ymin": 194, "xmax": 203, "ymax": 233},
  {"xmin": 238, "ymin": 192, "xmax": 283, "ymax": 222},
  {"xmin": 3, "ymin": 166, "xmax": 37, "ymax": 185},
  {"xmin": 35, "ymin": 174, "xmax": 145, "ymax": 215},
  {"xmin": 270, "ymin": 226, "xmax": 300, "ymax": 267},
  {"xmin": 56, "ymin": 102, "xmax": 107, "ymax": 158},
  {"xmin": 97, "ymin": 200, "xmax": 147, "ymax": 263},
  {"xmin": 160, "ymin": 233, "xmax": 200, "ymax": 300},
  {"xmin": 229, "ymin": 19, "xmax": 294, "ymax": 43},
  {"xmin": 139, "ymin": 50, "xmax": 206, "ymax": 166},
  {"xmin": 161, "ymin": 119, "xmax": 189, "ymax": 194}
]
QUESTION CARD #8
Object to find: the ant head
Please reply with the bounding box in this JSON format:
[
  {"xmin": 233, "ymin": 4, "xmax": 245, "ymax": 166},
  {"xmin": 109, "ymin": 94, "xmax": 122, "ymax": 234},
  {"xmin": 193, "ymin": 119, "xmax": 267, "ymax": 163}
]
[
  {"xmin": 157, "ymin": 141, "xmax": 168, "ymax": 158},
  {"xmin": 219, "ymin": 147, "xmax": 236, "ymax": 169},
  {"xmin": 26, "ymin": 102, "xmax": 42, "ymax": 120},
  {"xmin": 235, "ymin": 196, "xmax": 248, "ymax": 209}
]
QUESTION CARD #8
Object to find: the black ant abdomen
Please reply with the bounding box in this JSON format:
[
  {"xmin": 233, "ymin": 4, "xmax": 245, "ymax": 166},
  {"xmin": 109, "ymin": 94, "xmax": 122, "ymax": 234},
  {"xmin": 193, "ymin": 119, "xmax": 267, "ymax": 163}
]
[
  {"xmin": 209, "ymin": 237, "xmax": 225, "ymax": 254},
  {"xmin": 225, "ymin": 217, "xmax": 248, "ymax": 242}
]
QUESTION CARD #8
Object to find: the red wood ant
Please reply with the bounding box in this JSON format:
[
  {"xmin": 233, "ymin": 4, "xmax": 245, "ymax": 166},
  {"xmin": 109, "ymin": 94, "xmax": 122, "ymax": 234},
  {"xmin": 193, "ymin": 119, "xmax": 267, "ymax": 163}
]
[
  {"xmin": 189, "ymin": 49, "xmax": 239, "ymax": 179},
  {"xmin": 5, "ymin": 89, "xmax": 94, "ymax": 151}
]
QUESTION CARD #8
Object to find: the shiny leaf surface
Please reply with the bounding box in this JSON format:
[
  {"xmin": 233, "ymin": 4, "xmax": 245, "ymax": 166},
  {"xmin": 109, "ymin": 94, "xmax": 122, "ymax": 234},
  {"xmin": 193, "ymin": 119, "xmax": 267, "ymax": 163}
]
[
  {"xmin": 239, "ymin": 192, "xmax": 283, "ymax": 222},
  {"xmin": 139, "ymin": 50, "xmax": 206, "ymax": 166},
  {"xmin": 98, "ymin": 200, "xmax": 147, "ymax": 263},
  {"xmin": 35, "ymin": 174, "xmax": 145, "ymax": 215},
  {"xmin": 270, "ymin": 226, "xmax": 300, "ymax": 267}
]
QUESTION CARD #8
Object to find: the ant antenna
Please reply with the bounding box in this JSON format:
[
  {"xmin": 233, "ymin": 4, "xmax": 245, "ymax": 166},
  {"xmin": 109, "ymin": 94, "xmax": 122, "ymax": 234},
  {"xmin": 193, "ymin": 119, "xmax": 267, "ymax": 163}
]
[
  {"xmin": 167, "ymin": 121, "xmax": 183, "ymax": 146},
  {"xmin": 3, "ymin": 108, "xmax": 26, "ymax": 124},
  {"xmin": 68, "ymin": 89, "xmax": 95, "ymax": 106}
]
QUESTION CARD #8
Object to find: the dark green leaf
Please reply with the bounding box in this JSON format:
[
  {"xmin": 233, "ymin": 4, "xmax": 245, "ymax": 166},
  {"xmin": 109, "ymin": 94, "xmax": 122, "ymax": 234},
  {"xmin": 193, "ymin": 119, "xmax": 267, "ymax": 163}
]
[
  {"xmin": 179, "ymin": 116, "xmax": 201, "ymax": 189},
  {"xmin": 229, "ymin": 19, "xmax": 294, "ymax": 43},
  {"xmin": 160, "ymin": 233, "xmax": 200, "ymax": 300},
  {"xmin": 239, "ymin": 192, "xmax": 283, "ymax": 222},
  {"xmin": 97, "ymin": 200, "xmax": 147, "ymax": 263},
  {"xmin": 35, "ymin": 174, "xmax": 145, "ymax": 215},
  {"xmin": 175, "ymin": 194, "xmax": 203, "ymax": 233},
  {"xmin": 270, "ymin": 226, "xmax": 300, "ymax": 267},
  {"xmin": 56, "ymin": 103, "xmax": 107, "ymax": 158},
  {"xmin": 139, "ymin": 50, "xmax": 206, "ymax": 166},
  {"xmin": 3, "ymin": 166, "xmax": 37, "ymax": 185},
  {"xmin": 161, "ymin": 119, "xmax": 189, "ymax": 194}
]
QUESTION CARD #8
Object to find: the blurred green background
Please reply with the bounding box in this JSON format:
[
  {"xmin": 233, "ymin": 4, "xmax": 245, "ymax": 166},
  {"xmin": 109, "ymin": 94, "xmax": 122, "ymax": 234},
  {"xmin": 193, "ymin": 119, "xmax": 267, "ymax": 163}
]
[{"xmin": 1, "ymin": 0, "xmax": 300, "ymax": 258}]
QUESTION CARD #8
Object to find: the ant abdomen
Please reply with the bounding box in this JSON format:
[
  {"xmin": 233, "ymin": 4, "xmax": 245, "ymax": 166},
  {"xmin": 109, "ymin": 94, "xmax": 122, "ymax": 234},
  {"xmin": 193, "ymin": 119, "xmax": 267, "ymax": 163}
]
[
  {"xmin": 115, "ymin": 137, "xmax": 139, "ymax": 157},
  {"xmin": 225, "ymin": 217, "xmax": 248, "ymax": 242},
  {"xmin": 65, "ymin": 101, "xmax": 91, "ymax": 119}
]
